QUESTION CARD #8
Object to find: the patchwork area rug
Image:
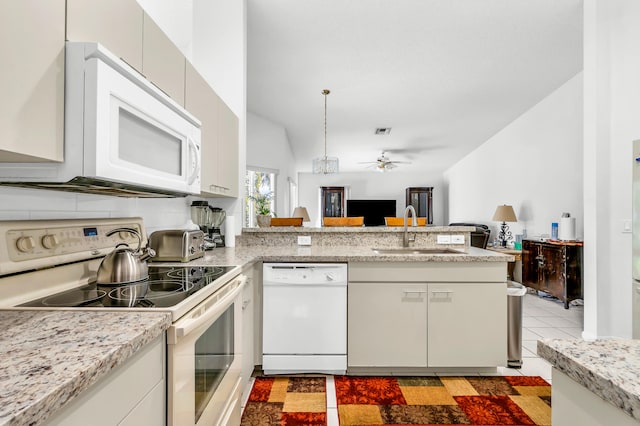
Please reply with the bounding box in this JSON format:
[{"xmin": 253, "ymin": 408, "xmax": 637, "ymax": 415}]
[
  {"xmin": 241, "ymin": 376, "xmax": 327, "ymax": 426},
  {"xmin": 240, "ymin": 375, "xmax": 551, "ymax": 426},
  {"xmin": 335, "ymin": 376, "xmax": 551, "ymax": 426}
]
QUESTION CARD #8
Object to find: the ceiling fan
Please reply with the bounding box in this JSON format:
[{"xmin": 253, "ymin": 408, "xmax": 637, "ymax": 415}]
[{"xmin": 359, "ymin": 151, "xmax": 411, "ymax": 172}]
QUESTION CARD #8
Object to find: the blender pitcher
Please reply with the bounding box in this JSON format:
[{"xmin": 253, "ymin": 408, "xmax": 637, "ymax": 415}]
[
  {"xmin": 209, "ymin": 207, "xmax": 226, "ymax": 247},
  {"xmin": 190, "ymin": 201, "xmax": 216, "ymax": 249}
]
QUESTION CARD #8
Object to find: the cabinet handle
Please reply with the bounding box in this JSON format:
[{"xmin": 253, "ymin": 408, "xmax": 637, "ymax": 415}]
[
  {"xmin": 403, "ymin": 289, "xmax": 427, "ymax": 294},
  {"xmin": 431, "ymin": 290, "xmax": 454, "ymax": 295}
]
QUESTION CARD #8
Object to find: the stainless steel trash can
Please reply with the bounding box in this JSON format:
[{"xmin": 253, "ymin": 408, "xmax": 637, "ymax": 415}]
[{"xmin": 507, "ymin": 281, "xmax": 527, "ymax": 368}]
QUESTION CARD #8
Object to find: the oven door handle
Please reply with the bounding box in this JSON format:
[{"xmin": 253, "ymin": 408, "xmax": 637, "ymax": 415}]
[{"xmin": 168, "ymin": 274, "xmax": 247, "ymax": 344}]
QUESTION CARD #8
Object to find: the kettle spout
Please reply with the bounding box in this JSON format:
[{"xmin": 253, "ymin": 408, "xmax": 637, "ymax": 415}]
[{"xmin": 138, "ymin": 247, "xmax": 156, "ymax": 262}]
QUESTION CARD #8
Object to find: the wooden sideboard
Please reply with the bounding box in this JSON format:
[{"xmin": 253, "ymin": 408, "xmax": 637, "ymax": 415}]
[{"xmin": 522, "ymin": 239, "xmax": 583, "ymax": 309}]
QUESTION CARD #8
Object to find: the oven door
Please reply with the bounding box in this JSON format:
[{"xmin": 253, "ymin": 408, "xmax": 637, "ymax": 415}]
[
  {"xmin": 167, "ymin": 274, "xmax": 246, "ymax": 426},
  {"xmin": 83, "ymin": 55, "xmax": 201, "ymax": 195}
]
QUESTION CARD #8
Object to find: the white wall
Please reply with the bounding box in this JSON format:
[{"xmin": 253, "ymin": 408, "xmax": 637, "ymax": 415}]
[
  {"xmin": 444, "ymin": 73, "xmax": 583, "ymax": 244},
  {"xmin": 298, "ymin": 171, "xmax": 446, "ymax": 228},
  {"xmin": 582, "ymin": 0, "xmax": 638, "ymax": 339},
  {"xmin": 246, "ymin": 112, "xmax": 297, "ymax": 217},
  {"xmin": 135, "ymin": 0, "xmax": 193, "ymax": 59}
]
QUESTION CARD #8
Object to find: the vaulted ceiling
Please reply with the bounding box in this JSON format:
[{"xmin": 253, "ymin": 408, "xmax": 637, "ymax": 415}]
[{"xmin": 247, "ymin": 0, "xmax": 583, "ymax": 173}]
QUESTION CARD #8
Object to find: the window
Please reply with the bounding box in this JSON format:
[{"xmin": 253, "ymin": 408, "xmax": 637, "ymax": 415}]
[{"xmin": 244, "ymin": 168, "xmax": 277, "ymax": 227}]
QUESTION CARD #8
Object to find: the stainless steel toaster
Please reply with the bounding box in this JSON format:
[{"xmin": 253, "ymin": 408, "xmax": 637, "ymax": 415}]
[{"xmin": 148, "ymin": 229, "xmax": 205, "ymax": 262}]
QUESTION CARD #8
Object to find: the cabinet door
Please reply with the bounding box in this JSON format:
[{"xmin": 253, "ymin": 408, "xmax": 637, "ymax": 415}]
[
  {"xmin": 0, "ymin": 0, "xmax": 65, "ymax": 162},
  {"xmin": 405, "ymin": 187, "xmax": 433, "ymax": 224},
  {"xmin": 540, "ymin": 244, "xmax": 565, "ymax": 295},
  {"xmin": 67, "ymin": 0, "xmax": 143, "ymax": 71},
  {"xmin": 241, "ymin": 268, "xmax": 255, "ymax": 388},
  {"xmin": 142, "ymin": 13, "xmax": 185, "ymax": 106},
  {"xmin": 428, "ymin": 283, "xmax": 506, "ymax": 367},
  {"xmin": 217, "ymin": 102, "xmax": 239, "ymax": 197},
  {"xmin": 185, "ymin": 62, "xmax": 220, "ymax": 194},
  {"xmin": 522, "ymin": 240, "xmax": 541, "ymax": 290},
  {"xmin": 348, "ymin": 282, "xmax": 427, "ymax": 367}
]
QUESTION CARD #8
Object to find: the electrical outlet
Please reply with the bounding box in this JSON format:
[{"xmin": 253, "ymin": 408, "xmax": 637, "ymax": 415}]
[
  {"xmin": 297, "ymin": 235, "xmax": 311, "ymax": 246},
  {"xmin": 436, "ymin": 234, "xmax": 451, "ymax": 244},
  {"xmin": 451, "ymin": 235, "xmax": 465, "ymax": 244}
]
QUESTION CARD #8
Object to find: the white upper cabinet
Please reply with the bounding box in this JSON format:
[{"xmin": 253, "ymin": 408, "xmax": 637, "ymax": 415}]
[
  {"xmin": 67, "ymin": 0, "xmax": 144, "ymax": 71},
  {"xmin": 142, "ymin": 13, "xmax": 186, "ymax": 106},
  {"xmin": 185, "ymin": 62, "xmax": 239, "ymax": 198},
  {"xmin": 0, "ymin": 0, "xmax": 65, "ymax": 162}
]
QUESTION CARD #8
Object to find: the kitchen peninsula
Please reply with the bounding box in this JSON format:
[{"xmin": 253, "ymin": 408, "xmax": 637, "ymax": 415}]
[{"xmin": 0, "ymin": 226, "xmax": 513, "ymax": 425}]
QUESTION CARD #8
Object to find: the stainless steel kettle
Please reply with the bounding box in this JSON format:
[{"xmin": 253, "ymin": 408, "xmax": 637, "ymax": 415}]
[{"xmin": 96, "ymin": 228, "xmax": 156, "ymax": 285}]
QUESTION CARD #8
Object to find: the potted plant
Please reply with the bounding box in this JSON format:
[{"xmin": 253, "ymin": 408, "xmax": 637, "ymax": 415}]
[{"xmin": 250, "ymin": 191, "xmax": 274, "ymax": 227}]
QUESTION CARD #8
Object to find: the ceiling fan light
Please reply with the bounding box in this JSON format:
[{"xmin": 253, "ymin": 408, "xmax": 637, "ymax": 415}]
[{"xmin": 313, "ymin": 156, "xmax": 339, "ymax": 174}]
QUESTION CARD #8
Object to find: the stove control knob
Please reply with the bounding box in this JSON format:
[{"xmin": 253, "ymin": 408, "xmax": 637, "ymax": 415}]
[
  {"xmin": 16, "ymin": 236, "xmax": 35, "ymax": 252},
  {"xmin": 41, "ymin": 234, "xmax": 60, "ymax": 249}
]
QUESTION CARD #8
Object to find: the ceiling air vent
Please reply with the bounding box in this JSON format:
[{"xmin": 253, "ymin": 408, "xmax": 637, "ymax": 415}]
[{"xmin": 375, "ymin": 128, "xmax": 391, "ymax": 135}]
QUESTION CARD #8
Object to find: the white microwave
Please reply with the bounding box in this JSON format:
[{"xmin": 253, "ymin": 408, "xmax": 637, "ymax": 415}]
[{"xmin": 0, "ymin": 42, "xmax": 201, "ymax": 197}]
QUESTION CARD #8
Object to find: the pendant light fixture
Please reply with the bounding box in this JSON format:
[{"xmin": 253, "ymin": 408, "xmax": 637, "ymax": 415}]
[{"xmin": 312, "ymin": 89, "xmax": 339, "ymax": 174}]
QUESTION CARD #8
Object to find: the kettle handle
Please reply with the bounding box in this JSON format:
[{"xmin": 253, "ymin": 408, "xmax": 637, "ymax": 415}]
[{"xmin": 106, "ymin": 227, "xmax": 142, "ymax": 252}]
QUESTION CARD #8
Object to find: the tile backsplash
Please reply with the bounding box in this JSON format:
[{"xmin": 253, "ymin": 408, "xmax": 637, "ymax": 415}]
[{"xmin": 0, "ymin": 186, "xmax": 195, "ymax": 234}]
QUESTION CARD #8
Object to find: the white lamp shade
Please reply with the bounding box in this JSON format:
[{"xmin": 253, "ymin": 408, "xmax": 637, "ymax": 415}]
[
  {"xmin": 492, "ymin": 205, "xmax": 517, "ymax": 222},
  {"xmin": 292, "ymin": 207, "xmax": 311, "ymax": 222}
]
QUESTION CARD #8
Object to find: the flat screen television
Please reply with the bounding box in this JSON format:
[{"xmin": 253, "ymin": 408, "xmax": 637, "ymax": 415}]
[{"xmin": 346, "ymin": 199, "xmax": 396, "ymax": 226}]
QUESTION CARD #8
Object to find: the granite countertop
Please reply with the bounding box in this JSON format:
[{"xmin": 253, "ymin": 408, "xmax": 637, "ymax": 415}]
[
  {"xmin": 0, "ymin": 242, "xmax": 510, "ymax": 425},
  {"xmin": 242, "ymin": 225, "xmax": 476, "ymax": 233},
  {"xmin": 538, "ymin": 338, "xmax": 640, "ymax": 421},
  {"xmin": 0, "ymin": 310, "xmax": 171, "ymax": 426},
  {"xmin": 168, "ymin": 245, "xmax": 513, "ymax": 267}
]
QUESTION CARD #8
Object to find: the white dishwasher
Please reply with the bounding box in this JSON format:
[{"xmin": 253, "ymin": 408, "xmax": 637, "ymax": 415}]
[{"xmin": 262, "ymin": 263, "xmax": 347, "ymax": 375}]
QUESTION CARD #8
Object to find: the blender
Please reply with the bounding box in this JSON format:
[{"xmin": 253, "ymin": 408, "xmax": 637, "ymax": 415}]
[
  {"xmin": 209, "ymin": 207, "xmax": 226, "ymax": 247},
  {"xmin": 190, "ymin": 201, "xmax": 216, "ymax": 249}
]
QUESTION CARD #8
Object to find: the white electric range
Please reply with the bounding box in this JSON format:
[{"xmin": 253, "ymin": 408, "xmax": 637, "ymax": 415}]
[{"xmin": 0, "ymin": 217, "xmax": 245, "ymax": 426}]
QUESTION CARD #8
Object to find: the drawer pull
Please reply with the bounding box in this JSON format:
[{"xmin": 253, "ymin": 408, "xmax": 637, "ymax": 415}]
[{"xmin": 403, "ymin": 289, "xmax": 427, "ymax": 294}]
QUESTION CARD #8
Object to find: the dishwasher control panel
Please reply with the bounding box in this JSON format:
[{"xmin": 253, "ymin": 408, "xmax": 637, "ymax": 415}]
[{"xmin": 263, "ymin": 263, "xmax": 347, "ymax": 285}]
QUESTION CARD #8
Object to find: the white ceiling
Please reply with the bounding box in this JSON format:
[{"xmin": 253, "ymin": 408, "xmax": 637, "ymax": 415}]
[{"xmin": 247, "ymin": 0, "xmax": 583, "ymax": 173}]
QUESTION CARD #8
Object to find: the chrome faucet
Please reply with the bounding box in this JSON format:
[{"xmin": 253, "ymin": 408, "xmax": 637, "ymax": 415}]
[{"xmin": 403, "ymin": 205, "xmax": 417, "ymax": 247}]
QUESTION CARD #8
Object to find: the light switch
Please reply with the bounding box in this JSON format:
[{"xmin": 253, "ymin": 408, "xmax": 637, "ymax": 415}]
[
  {"xmin": 451, "ymin": 235, "xmax": 465, "ymax": 244},
  {"xmin": 297, "ymin": 235, "xmax": 312, "ymax": 245},
  {"xmin": 437, "ymin": 234, "xmax": 451, "ymax": 244}
]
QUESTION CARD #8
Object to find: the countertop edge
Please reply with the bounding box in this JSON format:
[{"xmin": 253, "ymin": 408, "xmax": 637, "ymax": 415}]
[
  {"xmin": 1, "ymin": 312, "xmax": 171, "ymax": 426},
  {"xmin": 537, "ymin": 339, "xmax": 640, "ymax": 422}
]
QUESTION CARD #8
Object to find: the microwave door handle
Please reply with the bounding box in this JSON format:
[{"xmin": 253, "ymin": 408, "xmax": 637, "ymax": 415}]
[
  {"xmin": 169, "ymin": 275, "xmax": 247, "ymax": 343},
  {"xmin": 187, "ymin": 137, "xmax": 200, "ymax": 185}
]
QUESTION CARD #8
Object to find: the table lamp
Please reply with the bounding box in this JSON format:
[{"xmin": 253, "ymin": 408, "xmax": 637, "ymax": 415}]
[
  {"xmin": 492, "ymin": 205, "xmax": 517, "ymax": 247},
  {"xmin": 292, "ymin": 207, "xmax": 311, "ymax": 224}
]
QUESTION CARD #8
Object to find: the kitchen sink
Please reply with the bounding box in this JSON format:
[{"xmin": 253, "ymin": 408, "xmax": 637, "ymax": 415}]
[{"xmin": 372, "ymin": 248, "xmax": 464, "ymax": 255}]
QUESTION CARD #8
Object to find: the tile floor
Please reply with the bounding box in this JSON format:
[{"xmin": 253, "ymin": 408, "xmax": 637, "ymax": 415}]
[{"xmin": 241, "ymin": 292, "xmax": 583, "ymax": 426}]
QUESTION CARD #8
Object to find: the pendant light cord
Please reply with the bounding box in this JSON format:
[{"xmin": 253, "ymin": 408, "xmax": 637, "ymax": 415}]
[{"xmin": 322, "ymin": 89, "xmax": 330, "ymax": 159}]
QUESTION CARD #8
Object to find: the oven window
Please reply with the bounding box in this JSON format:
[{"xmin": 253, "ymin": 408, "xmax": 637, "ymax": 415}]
[
  {"xmin": 194, "ymin": 304, "xmax": 235, "ymax": 422},
  {"xmin": 118, "ymin": 107, "xmax": 182, "ymax": 175}
]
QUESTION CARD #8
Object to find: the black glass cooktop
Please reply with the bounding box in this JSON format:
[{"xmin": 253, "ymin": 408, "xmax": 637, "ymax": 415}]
[{"xmin": 19, "ymin": 266, "xmax": 237, "ymax": 309}]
